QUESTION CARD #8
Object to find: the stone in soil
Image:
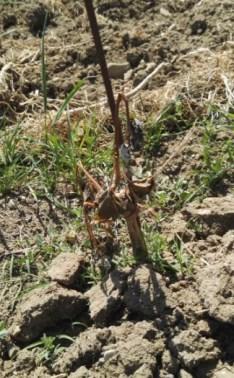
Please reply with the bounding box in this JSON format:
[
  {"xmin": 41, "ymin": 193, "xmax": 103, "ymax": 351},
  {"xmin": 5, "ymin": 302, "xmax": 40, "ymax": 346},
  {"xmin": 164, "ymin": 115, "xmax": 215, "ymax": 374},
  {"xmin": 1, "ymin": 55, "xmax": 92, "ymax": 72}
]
[
  {"xmin": 86, "ymin": 270, "xmax": 128, "ymax": 326},
  {"xmin": 9, "ymin": 283, "xmax": 87, "ymax": 343},
  {"xmin": 47, "ymin": 252, "xmax": 85, "ymax": 287},
  {"xmin": 183, "ymin": 196, "xmax": 234, "ymax": 235},
  {"xmin": 197, "ymin": 254, "xmax": 234, "ymax": 325},
  {"xmin": 123, "ymin": 265, "xmax": 169, "ymax": 318},
  {"xmin": 170, "ymin": 328, "xmax": 220, "ymax": 370},
  {"xmin": 107, "ymin": 62, "xmax": 130, "ymax": 79}
]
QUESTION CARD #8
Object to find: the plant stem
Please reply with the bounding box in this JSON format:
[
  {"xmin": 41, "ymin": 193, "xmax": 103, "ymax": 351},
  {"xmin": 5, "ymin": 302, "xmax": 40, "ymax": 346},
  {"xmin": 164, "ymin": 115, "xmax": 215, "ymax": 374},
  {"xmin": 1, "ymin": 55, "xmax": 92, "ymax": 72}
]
[
  {"xmin": 126, "ymin": 213, "xmax": 149, "ymax": 262},
  {"xmin": 83, "ymin": 0, "xmax": 149, "ymax": 263},
  {"xmin": 84, "ymin": 0, "xmax": 116, "ymax": 121}
]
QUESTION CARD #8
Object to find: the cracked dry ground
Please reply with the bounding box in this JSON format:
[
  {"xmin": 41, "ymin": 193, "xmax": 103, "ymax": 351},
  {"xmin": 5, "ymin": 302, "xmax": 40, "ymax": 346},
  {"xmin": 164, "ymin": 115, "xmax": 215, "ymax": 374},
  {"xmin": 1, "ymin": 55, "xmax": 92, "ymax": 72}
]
[{"xmin": 0, "ymin": 1, "xmax": 234, "ymax": 378}]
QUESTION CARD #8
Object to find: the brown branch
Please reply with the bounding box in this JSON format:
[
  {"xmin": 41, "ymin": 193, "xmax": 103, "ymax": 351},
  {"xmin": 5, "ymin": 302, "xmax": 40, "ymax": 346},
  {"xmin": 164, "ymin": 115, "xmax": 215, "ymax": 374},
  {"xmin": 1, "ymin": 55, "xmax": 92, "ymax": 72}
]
[
  {"xmin": 83, "ymin": 0, "xmax": 149, "ymax": 262},
  {"xmin": 77, "ymin": 161, "xmax": 102, "ymax": 193}
]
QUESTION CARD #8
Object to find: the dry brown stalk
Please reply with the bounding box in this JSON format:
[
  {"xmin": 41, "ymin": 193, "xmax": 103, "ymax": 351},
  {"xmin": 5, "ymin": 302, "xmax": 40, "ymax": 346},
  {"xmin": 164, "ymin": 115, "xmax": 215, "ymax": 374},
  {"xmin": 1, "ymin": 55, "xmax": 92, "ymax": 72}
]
[{"xmin": 77, "ymin": 0, "xmax": 153, "ymax": 262}]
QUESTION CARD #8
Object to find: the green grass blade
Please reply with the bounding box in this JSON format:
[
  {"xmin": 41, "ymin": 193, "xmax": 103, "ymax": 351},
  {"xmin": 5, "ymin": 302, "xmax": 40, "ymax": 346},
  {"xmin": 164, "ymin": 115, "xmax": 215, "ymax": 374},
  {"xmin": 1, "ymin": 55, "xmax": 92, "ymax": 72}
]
[
  {"xmin": 41, "ymin": 12, "xmax": 48, "ymax": 115},
  {"xmin": 52, "ymin": 80, "xmax": 84, "ymax": 127}
]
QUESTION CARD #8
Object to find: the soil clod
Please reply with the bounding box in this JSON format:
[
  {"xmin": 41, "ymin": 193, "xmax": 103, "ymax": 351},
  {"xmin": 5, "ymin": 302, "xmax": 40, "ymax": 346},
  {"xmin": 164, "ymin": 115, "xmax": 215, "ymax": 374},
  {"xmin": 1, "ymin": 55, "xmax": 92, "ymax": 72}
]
[
  {"xmin": 183, "ymin": 196, "xmax": 234, "ymax": 235},
  {"xmin": 123, "ymin": 265, "xmax": 169, "ymax": 319},
  {"xmin": 48, "ymin": 252, "xmax": 86, "ymax": 288},
  {"xmin": 53, "ymin": 327, "xmax": 111, "ymax": 374},
  {"xmin": 197, "ymin": 254, "xmax": 234, "ymax": 325},
  {"xmin": 9, "ymin": 283, "xmax": 87, "ymax": 343},
  {"xmin": 170, "ymin": 328, "xmax": 220, "ymax": 370},
  {"xmin": 86, "ymin": 270, "xmax": 128, "ymax": 326}
]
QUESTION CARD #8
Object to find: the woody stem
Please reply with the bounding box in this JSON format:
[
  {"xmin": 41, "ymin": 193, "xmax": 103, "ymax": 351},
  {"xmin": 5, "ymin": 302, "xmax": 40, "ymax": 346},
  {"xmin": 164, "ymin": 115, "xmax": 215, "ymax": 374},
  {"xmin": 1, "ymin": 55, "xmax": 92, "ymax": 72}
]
[{"xmin": 125, "ymin": 213, "xmax": 149, "ymax": 262}]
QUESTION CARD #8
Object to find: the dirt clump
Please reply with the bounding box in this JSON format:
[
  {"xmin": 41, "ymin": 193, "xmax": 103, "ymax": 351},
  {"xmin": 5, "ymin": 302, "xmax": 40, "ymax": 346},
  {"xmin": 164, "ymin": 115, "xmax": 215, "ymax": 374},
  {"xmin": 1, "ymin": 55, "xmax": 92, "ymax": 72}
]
[
  {"xmin": 12, "ymin": 349, "xmax": 36, "ymax": 374},
  {"xmin": 162, "ymin": 212, "xmax": 195, "ymax": 243},
  {"xmin": 109, "ymin": 320, "xmax": 158, "ymax": 342},
  {"xmin": 178, "ymin": 370, "xmax": 193, "ymax": 378},
  {"xmin": 170, "ymin": 281, "xmax": 203, "ymax": 323},
  {"xmin": 212, "ymin": 365, "xmax": 234, "ymax": 378},
  {"xmin": 123, "ymin": 265, "xmax": 170, "ymax": 318},
  {"xmin": 47, "ymin": 252, "xmax": 86, "ymax": 288},
  {"xmin": 86, "ymin": 270, "xmax": 128, "ymax": 326},
  {"xmin": 9, "ymin": 283, "xmax": 87, "ymax": 343},
  {"xmin": 183, "ymin": 196, "xmax": 234, "ymax": 235},
  {"xmin": 54, "ymin": 320, "xmax": 164, "ymax": 377},
  {"xmin": 100, "ymin": 334, "xmax": 160, "ymax": 377},
  {"xmin": 2, "ymin": 13, "xmax": 17, "ymax": 30},
  {"xmin": 53, "ymin": 327, "xmax": 111, "ymax": 374},
  {"xmin": 26, "ymin": 4, "xmax": 55, "ymax": 37},
  {"xmin": 170, "ymin": 328, "xmax": 220, "ymax": 371},
  {"xmin": 197, "ymin": 254, "xmax": 234, "ymax": 325},
  {"xmin": 69, "ymin": 366, "xmax": 91, "ymax": 377},
  {"xmin": 222, "ymin": 231, "xmax": 234, "ymax": 252}
]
